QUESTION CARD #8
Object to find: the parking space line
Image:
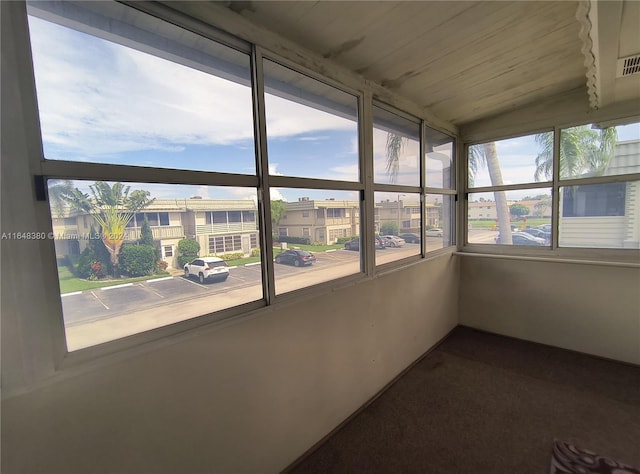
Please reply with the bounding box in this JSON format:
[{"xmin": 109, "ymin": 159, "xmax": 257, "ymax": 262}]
[
  {"xmin": 90, "ymin": 291, "xmax": 109, "ymax": 310},
  {"xmin": 101, "ymin": 283, "xmax": 133, "ymax": 291},
  {"xmin": 61, "ymin": 291, "xmax": 82, "ymax": 297},
  {"xmin": 146, "ymin": 276, "xmax": 173, "ymax": 283},
  {"xmin": 181, "ymin": 276, "xmax": 207, "ymax": 288},
  {"xmin": 140, "ymin": 283, "xmax": 165, "ymax": 298}
]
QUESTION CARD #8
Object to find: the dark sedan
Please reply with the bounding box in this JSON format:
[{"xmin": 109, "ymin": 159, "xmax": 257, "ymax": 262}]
[
  {"xmin": 400, "ymin": 233, "xmax": 421, "ymax": 243},
  {"xmin": 275, "ymin": 249, "xmax": 317, "ymax": 266}
]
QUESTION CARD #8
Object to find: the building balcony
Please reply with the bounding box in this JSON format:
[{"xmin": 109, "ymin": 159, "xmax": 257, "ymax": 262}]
[{"xmin": 124, "ymin": 225, "xmax": 185, "ymax": 241}]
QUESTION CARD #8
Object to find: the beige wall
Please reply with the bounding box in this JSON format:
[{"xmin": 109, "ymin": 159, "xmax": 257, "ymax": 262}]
[
  {"xmin": 459, "ymin": 256, "xmax": 640, "ymax": 364},
  {"xmin": 1, "ymin": 256, "xmax": 459, "ymax": 474}
]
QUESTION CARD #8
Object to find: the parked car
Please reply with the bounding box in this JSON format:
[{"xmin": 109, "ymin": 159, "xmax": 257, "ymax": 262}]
[
  {"xmin": 344, "ymin": 238, "xmax": 360, "ymax": 251},
  {"xmin": 495, "ymin": 232, "xmax": 546, "ymax": 246},
  {"xmin": 425, "ymin": 228, "xmax": 443, "ymax": 237},
  {"xmin": 184, "ymin": 257, "xmax": 229, "ymax": 284},
  {"xmin": 381, "ymin": 235, "xmax": 406, "ymax": 247},
  {"xmin": 400, "ymin": 233, "xmax": 421, "ymax": 243},
  {"xmin": 275, "ymin": 249, "xmax": 317, "ymax": 266},
  {"xmin": 536, "ymin": 224, "xmax": 552, "ymax": 232},
  {"xmin": 522, "ymin": 228, "xmax": 551, "ymax": 242},
  {"xmin": 375, "ymin": 236, "xmax": 387, "ymax": 249}
]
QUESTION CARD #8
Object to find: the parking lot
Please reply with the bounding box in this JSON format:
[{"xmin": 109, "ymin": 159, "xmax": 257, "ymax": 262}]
[{"xmin": 61, "ymin": 245, "xmax": 429, "ymax": 326}]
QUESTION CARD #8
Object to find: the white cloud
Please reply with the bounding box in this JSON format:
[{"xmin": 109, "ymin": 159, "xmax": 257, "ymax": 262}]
[{"xmin": 28, "ymin": 16, "xmax": 354, "ymax": 159}]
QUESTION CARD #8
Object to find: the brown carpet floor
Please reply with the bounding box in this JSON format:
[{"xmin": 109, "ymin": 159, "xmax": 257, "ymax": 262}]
[{"xmin": 288, "ymin": 326, "xmax": 640, "ymax": 474}]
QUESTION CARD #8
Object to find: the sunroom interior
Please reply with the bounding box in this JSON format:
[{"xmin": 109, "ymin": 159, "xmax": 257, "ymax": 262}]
[{"xmin": 1, "ymin": 1, "xmax": 639, "ymax": 473}]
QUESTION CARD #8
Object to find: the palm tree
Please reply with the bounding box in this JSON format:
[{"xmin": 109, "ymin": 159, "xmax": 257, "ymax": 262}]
[
  {"xmin": 468, "ymin": 142, "xmax": 512, "ymax": 244},
  {"xmin": 385, "ymin": 133, "xmax": 408, "ymax": 184},
  {"xmin": 48, "ymin": 179, "xmax": 75, "ymax": 216},
  {"xmin": 63, "ymin": 182, "xmax": 153, "ymax": 275},
  {"xmin": 534, "ymin": 126, "xmax": 617, "ymax": 181}
]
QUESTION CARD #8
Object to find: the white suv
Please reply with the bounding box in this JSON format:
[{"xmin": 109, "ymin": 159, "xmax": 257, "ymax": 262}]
[{"xmin": 184, "ymin": 257, "xmax": 230, "ymax": 284}]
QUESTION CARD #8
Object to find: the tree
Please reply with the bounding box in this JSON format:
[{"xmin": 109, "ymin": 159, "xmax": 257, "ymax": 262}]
[
  {"xmin": 385, "ymin": 133, "xmax": 408, "ymax": 184},
  {"xmin": 139, "ymin": 217, "xmax": 154, "ymax": 246},
  {"xmin": 534, "ymin": 126, "xmax": 617, "ymax": 181},
  {"xmin": 270, "ymin": 200, "xmax": 287, "ymax": 229},
  {"xmin": 509, "ymin": 203, "xmax": 529, "ymax": 219},
  {"xmin": 177, "ymin": 238, "xmax": 200, "ymax": 267},
  {"xmin": 62, "ymin": 182, "xmax": 153, "ymax": 275},
  {"xmin": 534, "ymin": 197, "xmax": 551, "ymax": 217},
  {"xmin": 380, "ymin": 221, "xmax": 399, "ymax": 236},
  {"xmin": 48, "ymin": 180, "xmax": 75, "ymax": 216},
  {"xmin": 469, "ymin": 143, "xmax": 513, "ymax": 244}
]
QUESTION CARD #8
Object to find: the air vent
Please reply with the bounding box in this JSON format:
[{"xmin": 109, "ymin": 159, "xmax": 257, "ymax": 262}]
[{"xmin": 616, "ymin": 55, "xmax": 640, "ymax": 77}]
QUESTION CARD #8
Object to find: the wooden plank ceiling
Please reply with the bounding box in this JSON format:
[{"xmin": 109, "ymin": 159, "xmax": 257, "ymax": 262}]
[{"xmin": 218, "ymin": 1, "xmax": 587, "ymax": 126}]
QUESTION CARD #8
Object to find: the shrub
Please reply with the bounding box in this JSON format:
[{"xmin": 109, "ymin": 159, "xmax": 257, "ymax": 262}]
[
  {"xmin": 336, "ymin": 236, "xmax": 356, "ymax": 244},
  {"xmin": 277, "ymin": 236, "xmax": 311, "ymax": 245},
  {"xmin": 177, "ymin": 238, "xmax": 200, "ymax": 267},
  {"xmin": 216, "ymin": 252, "xmax": 244, "ymax": 261},
  {"xmin": 157, "ymin": 260, "xmax": 169, "ymax": 272},
  {"xmin": 76, "ymin": 248, "xmax": 96, "ymax": 279},
  {"xmin": 380, "ymin": 222, "xmax": 399, "ymax": 236},
  {"xmin": 250, "ymin": 248, "xmax": 261, "ymax": 257},
  {"xmin": 119, "ymin": 244, "xmax": 156, "ymax": 277}
]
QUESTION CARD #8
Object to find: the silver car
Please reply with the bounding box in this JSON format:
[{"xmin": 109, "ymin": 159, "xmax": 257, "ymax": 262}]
[{"xmin": 380, "ymin": 235, "xmax": 405, "ymax": 247}]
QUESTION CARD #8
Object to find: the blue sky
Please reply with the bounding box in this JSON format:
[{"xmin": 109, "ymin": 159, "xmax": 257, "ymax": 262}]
[{"xmin": 30, "ymin": 13, "xmax": 637, "ymax": 205}]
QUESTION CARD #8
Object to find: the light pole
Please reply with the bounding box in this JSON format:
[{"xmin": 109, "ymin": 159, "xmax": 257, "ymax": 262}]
[{"xmin": 397, "ymin": 193, "xmax": 405, "ymax": 235}]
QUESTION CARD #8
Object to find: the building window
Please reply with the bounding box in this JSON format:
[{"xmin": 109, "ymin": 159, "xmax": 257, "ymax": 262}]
[
  {"xmin": 303, "ymin": 228, "xmax": 310, "ymax": 237},
  {"xmin": 302, "ymin": 211, "xmax": 309, "ymax": 218},
  {"xmin": 163, "ymin": 245, "xmax": 173, "ymax": 257},
  {"xmin": 279, "ymin": 228, "xmax": 288, "ymax": 237}
]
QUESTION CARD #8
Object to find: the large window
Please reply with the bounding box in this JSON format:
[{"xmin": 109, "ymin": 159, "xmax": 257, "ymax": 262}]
[
  {"xmin": 29, "ymin": 1, "xmax": 262, "ymax": 350},
  {"xmin": 263, "ymin": 59, "xmax": 363, "ymax": 295},
  {"xmin": 467, "ymin": 132, "xmax": 553, "ymax": 247},
  {"xmin": 22, "ymin": 1, "xmax": 458, "ymax": 355},
  {"xmin": 466, "ymin": 121, "xmax": 640, "ymax": 251}
]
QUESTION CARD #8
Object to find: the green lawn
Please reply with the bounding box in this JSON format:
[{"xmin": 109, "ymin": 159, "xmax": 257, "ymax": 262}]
[
  {"xmin": 57, "ymin": 264, "xmax": 168, "ymax": 294},
  {"xmin": 469, "ymin": 218, "xmax": 550, "ymax": 230},
  {"xmin": 223, "ymin": 244, "xmax": 343, "ymax": 267}
]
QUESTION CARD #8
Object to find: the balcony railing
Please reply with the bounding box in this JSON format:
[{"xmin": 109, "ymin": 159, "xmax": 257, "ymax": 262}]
[{"xmin": 124, "ymin": 226, "xmax": 184, "ymax": 241}]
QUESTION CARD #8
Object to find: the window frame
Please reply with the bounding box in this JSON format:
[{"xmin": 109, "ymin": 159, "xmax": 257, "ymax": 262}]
[
  {"xmin": 462, "ymin": 121, "xmax": 640, "ymax": 261},
  {"xmin": 14, "ymin": 0, "xmax": 458, "ymax": 368}
]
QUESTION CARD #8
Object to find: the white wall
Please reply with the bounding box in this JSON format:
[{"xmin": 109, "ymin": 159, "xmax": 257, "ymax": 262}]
[
  {"xmin": 459, "ymin": 256, "xmax": 640, "ymax": 365},
  {"xmin": 1, "ymin": 256, "xmax": 458, "ymax": 474}
]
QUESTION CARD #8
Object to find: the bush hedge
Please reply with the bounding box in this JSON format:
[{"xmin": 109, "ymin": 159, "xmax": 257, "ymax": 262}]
[
  {"xmin": 177, "ymin": 238, "xmax": 200, "ymax": 267},
  {"xmin": 119, "ymin": 244, "xmax": 156, "ymax": 277},
  {"xmin": 275, "ymin": 236, "xmax": 311, "ymax": 245}
]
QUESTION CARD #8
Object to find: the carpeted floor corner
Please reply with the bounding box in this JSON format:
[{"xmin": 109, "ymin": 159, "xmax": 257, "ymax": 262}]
[{"xmin": 287, "ymin": 326, "xmax": 640, "ymax": 474}]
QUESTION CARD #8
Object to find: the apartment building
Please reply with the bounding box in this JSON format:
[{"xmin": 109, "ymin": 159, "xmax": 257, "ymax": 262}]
[
  {"xmin": 278, "ymin": 198, "xmax": 360, "ymax": 244},
  {"xmin": 51, "ymin": 198, "xmax": 259, "ymax": 268}
]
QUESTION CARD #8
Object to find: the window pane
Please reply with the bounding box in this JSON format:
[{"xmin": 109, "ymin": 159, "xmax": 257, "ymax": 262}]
[
  {"xmin": 559, "ymin": 181, "xmax": 638, "ymax": 249},
  {"xmin": 425, "ymin": 126, "xmax": 455, "ymax": 189},
  {"xmin": 375, "ymin": 192, "xmax": 421, "ymax": 265},
  {"xmin": 263, "ymin": 60, "xmax": 359, "ymax": 181},
  {"xmin": 27, "ymin": 2, "xmax": 256, "ymax": 174},
  {"xmin": 467, "ymin": 189, "xmax": 552, "ymax": 246},
  {"xmin": 271, "ymin": 189, "xmax": 361, "ymax": 295},
  {"xmin": 47, "ymin": 180, "xmax": 262, "ymax": 350},
  {"xmin": 425, "ymin": 194, "xmax": 455, "ymax": 251},
  {"xmin": 559, "ymin": 122, "xmax": 640, "ymax": 179},
  {"xmin": 468, "ymin": 132, "xmax": 553, "ymax": 187},
  {"xmin": 373, "ymin": 106, "xmax": 420, "ymax": 186}
]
